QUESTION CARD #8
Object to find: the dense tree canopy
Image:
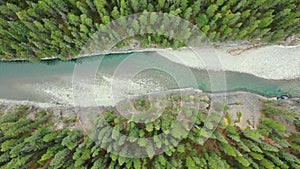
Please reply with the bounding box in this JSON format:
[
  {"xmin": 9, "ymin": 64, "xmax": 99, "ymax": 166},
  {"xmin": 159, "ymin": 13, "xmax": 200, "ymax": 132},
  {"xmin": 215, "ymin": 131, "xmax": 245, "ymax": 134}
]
[
  {"xmin": 0, "ymin": 97, "xmax": 299, "ymax": 168},
  {"xmin": 0, "ymin": 0, "xmax": 299, "ymax": 60}
]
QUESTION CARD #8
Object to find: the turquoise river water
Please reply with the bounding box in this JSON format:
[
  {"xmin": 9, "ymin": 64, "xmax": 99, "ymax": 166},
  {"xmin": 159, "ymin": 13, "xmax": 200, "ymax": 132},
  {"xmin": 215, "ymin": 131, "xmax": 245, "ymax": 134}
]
[{"xmin": 0, "ymin": 52, "xmax": 299, "ymax": 103}]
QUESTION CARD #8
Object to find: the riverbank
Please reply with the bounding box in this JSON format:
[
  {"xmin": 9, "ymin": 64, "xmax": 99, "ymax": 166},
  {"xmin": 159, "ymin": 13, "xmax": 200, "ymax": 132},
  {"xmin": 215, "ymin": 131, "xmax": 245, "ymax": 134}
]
[
  {"xmin": 0, "ymin": 89, "xmax": 267, "ymax": 128},
  {"xmin": 2, "ymin": 89, "xmax": 300, "ymax": 130},
  {"xmin": 1, "ymin": 89, "xmax": 269, "ymax": 108},
  {"xmin": 157, "ymin": 44, "xmax": 300, "ymax": 80},
  {"xmin": 2, "ymin": 42, "xmax": 299, "ymax": 80}
]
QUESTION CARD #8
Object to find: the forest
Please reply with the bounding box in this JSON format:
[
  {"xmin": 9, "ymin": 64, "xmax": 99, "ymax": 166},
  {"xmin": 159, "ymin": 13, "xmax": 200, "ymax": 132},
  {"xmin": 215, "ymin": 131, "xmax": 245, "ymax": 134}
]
[
  {"xmin": 0, "ymin": 0, "xmax": 299, "ymax": 60},
  {"xmin": 0, "ymin": 98, "xmax": 299, "ymax": 168}
]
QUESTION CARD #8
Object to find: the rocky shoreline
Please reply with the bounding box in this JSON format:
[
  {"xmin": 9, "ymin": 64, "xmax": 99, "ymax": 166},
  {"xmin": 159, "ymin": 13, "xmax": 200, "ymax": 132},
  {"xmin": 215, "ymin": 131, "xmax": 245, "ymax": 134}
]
[
  {"xmin": 158, "ymin": 44, "xmax": 300, "ymax": 80},
  {"xmin": 1, "ymin": 41, "xmax": 299, "ymax": 80},
  {"xmin": 0, "ymin": 89, "xmax": 271, "ymax": 129},
  {"xmin": 1, "ymin": 89, "xmax": 300, "ymax": 132}
]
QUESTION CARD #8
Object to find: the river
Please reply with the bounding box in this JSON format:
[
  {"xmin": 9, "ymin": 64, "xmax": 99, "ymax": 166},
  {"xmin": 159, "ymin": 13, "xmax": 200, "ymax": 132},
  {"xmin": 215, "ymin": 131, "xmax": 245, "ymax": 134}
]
[{"xmin": 0, "ymin": 51, "xmax": 299, "ymax": 106}]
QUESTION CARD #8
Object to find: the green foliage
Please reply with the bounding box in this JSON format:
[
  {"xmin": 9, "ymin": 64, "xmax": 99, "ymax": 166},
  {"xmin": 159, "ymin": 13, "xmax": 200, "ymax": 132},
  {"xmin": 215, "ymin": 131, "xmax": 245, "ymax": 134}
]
[
  {"xmin": 243, "ymin": 128, "xmax": 262, "ymax": 141},
  {"xmin": 0, "ymin": 0, "xmax": 299, "ymax": 60},
  {"xmin": 185, "ymin": 156, "xmax": 196, "ymax": 169},
  {"xmin": 243, "ymin": 139, "xmax": 263, "ymax": 153},
  {"xmin": 61, "ymin": 130, "xmax": 83, "ymax": 150},
  {"xmin": 0, "ymin": 105, "xmax": 27, "ymax": 123},
  {"xmin": 260, "ymin": 158, "xmax": 275, "ymax": 169},
  {"xmin": 49, "ymin": 148, "xmax": 72, "ymax": 169},
  {"xmin": 294, "ymin": 119, "xmax": 300, "ymax": 132},
  {"xmin": 0, "ymin": 102, "xmax": 299, "ymax": 169},
  {"xmin": 249, "ymin": 152, "xmax": 264, "ymax": 160},
  {"xmin": 220, "ymin": 142, "xmax": 236, "ymax": 157},
  {"xmin": 206, "ymin": 4, "xmax": 218, "ymax": 18},
  {"xmin": 196, "ymin": 14, "xmax": 209, "ymax": 27},
  {"xmin": 260, "ymin": 118, "xmax": 285, "ymax": 131},
  {"xmin": 261, "ymin": 104, "xmax": 299, "ymax": 120},
  {"xmin": 259, "ymin": 142, "xmax": 279, "ymax": 152},
  {"xmin": 236, "ymin": 154, "xmax": 250, "ymax": 167}
]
